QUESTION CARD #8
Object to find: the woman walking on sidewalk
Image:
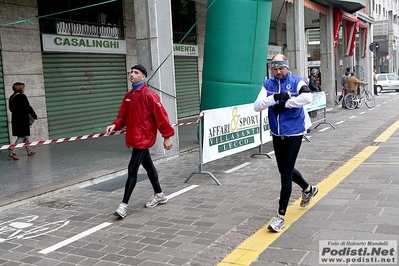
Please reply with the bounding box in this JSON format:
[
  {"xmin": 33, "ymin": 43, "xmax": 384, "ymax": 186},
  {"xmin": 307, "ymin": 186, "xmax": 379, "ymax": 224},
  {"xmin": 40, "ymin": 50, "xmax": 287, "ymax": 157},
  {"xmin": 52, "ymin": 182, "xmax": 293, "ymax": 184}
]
[
  {"xmin": 253, "ymin": 54, "xmax": 318, "ymax": 233},
  {"xmin": 8, "ymin": 82, "xmax": 38, "ymax": 160}
]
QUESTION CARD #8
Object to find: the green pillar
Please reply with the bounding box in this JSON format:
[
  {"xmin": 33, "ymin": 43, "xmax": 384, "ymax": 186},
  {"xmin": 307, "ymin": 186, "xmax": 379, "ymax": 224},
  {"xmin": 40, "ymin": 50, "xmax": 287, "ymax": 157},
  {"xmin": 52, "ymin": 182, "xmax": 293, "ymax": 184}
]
[{"xmin": 200, "ymin": 0, "xmax": 273, "ymax": 111}]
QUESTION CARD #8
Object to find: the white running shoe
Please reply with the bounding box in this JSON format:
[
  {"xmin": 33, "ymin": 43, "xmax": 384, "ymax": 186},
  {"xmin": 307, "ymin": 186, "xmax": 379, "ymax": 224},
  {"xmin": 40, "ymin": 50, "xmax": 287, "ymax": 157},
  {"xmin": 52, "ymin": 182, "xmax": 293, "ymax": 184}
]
[
  {"xmin": 113, "ymin": 203, "xmax": 128, "ymax": 218},
  {"xmin": 268, "ymin": 216, "xmax": 285, "ymax": 232},
  {"xmin": 145, "ymin": 193, "xmax": 168, "ymax": 208}
]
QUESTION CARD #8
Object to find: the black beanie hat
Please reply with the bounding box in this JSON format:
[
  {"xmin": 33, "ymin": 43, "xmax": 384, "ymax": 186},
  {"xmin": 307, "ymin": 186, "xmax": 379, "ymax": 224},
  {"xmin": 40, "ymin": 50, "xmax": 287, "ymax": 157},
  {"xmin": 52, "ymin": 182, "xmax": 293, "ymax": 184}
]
[{"xmin": 131, "ymin": 64, "xmax": 147, "ymax": 77}]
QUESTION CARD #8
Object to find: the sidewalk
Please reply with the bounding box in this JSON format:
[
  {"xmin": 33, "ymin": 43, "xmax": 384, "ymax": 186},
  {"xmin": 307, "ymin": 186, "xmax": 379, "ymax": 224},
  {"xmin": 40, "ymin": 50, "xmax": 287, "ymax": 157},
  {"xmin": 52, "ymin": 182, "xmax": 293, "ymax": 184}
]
[
  {"xmin": 0, "ymin": 117, "xmax": 200, "ymax": 210},
  {"xmin": 0, "ymin": 92, "xmax": 398, "ymax": 265}
]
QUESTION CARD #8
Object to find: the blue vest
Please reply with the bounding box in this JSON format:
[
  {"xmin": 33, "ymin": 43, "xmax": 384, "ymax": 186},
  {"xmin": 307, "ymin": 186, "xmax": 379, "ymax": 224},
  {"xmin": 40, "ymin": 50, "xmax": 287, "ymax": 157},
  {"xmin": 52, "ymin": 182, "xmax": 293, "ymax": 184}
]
[{"xmin": 263, "ymin": 74, "xmax": 306, "ymax": 136}]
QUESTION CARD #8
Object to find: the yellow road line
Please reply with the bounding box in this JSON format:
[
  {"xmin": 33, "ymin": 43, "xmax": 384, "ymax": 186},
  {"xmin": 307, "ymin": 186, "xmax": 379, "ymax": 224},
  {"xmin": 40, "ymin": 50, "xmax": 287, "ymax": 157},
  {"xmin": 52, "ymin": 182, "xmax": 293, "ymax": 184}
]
[
  {"xmin": 296, "ymin": 159, "xmax": 399, "ymax": 165},
  {"xmin": 217, "ymin": 145, "xmax": 379, "ymax": 266},
  {"xmin": 374, "ymin": 120, "xmax": 399, "ymax": 142}
]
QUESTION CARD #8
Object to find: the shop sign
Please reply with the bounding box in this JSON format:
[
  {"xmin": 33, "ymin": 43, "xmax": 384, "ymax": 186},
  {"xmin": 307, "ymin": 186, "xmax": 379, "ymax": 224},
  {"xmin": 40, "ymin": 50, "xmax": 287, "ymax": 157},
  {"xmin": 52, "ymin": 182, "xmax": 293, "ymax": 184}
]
[
  {"xmin": 42, "ymin": 34, "xmax": 126, "ymax": 54},
  {"xmin": 173, "ymin": 44, "xmax": 198, "ymax": 56}
]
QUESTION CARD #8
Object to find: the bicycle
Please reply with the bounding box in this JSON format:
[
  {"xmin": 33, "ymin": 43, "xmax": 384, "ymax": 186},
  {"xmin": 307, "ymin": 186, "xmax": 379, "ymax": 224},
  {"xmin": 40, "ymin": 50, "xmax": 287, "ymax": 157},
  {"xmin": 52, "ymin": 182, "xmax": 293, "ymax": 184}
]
[{"xmin": 344, "ymin": 85, "xmax": 375, "ymax": 109}]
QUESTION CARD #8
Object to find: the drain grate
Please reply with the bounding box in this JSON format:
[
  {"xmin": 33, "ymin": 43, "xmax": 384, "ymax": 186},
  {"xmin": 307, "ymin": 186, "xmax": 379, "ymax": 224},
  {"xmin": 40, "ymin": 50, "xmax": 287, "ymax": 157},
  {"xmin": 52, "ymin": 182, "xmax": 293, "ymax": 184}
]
[{"xmin": 85, "ymin": 174, "xmax": 147, "ymax": 192}]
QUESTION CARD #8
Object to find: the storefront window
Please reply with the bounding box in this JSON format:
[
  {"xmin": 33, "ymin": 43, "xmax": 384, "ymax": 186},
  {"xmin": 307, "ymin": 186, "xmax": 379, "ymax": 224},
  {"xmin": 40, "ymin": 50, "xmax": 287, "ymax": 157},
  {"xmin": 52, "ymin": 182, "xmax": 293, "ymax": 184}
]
[
  {"xmin": 38, "ymin": 0, "xmax": 124, "ymax": 39},
  {"xmin": 269, "ymin": 21, "xmax": 277, "ymax": 45},
  {"xmin": 172, "ymin": 0, "xmax": 197, "ymax": 45}
]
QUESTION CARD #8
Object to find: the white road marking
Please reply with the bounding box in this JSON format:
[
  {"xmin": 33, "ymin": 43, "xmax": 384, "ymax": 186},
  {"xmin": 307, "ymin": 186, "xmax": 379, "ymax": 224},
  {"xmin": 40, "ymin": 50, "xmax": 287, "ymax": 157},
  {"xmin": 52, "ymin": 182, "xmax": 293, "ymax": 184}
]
[
  {"xmin": 224, "ymin": 162, "xmax": 252, "ymax": 174},
  {"xmin": 360, "ymin": 112, "xmax": 366, "ymax": 114},
  {"xmin": 39, "ymin": 185, "xmax": 199, "ymax": 254},
  {"xmin": 168, "ymin": 185, "xmax": 199, "ymax": 199},
  {"xmin": 319, "ymin": 128, "xmax": 329, "ymax": 132},
  {"xmin": 349, "ymin": 116, "xmax": 357, "ymax": 119},
  {"xmin": 336, "ymin": 121, "xmax": 345, "ymax": 124},
  {"xmin": 39, "ymin": 222, "xmax": 112, "ymax": 254}
]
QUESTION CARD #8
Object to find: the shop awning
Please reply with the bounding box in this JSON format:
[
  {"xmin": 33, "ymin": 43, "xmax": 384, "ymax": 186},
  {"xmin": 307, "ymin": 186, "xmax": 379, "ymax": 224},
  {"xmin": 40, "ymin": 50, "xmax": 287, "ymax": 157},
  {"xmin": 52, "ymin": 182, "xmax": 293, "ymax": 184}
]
[
  {"xmin": 310, "ymin": 0, "xmax": 365, "ymax": 14},
  {"xmin": 333, "ymin": 9, "xmax": 369, "ymax": 57},
  {"xmin": 285, "ymin": 0, "xmax": 327, "ymax": 14}
]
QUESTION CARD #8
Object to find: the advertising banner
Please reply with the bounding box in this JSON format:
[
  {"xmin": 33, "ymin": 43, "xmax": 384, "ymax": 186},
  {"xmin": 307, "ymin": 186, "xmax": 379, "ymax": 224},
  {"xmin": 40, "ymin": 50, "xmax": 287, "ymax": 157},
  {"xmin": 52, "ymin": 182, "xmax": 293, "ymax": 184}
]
[
  {"xmin": 305, "ymin": 91, "xmax": 326, "ymax": 112},
  {"xmin": 202, "ymin": 104, "xmax": 262, "ymax": 164},
  {"xmin": 260, "ymin": 111, "xmax": 273, "ymax": 144}
]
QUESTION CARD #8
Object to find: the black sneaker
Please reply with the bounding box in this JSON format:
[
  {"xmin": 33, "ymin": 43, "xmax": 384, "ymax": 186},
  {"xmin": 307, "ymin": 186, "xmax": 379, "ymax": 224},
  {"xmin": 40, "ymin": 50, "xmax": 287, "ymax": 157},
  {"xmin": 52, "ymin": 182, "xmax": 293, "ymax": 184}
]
[{"xmin": 300, "ymin": 185, "xmax": 318, "ymax": 207}]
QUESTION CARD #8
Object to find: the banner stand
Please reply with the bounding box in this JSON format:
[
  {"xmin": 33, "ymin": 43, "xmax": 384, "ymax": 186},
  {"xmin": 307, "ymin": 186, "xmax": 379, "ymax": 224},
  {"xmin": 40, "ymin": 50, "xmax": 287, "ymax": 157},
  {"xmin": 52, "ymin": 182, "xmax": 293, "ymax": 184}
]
[
  {"xmin": 304, "ymin": 91, "xmax": 336, "ymax": 142},
  {"xmin": 184, "ymin": 117, "xmax": 221, "ymax": 185},
  {"xmin": 313, "ymin": 107, "xmax": 336, "ymax": 130},
  {"xmin": 250, "ymin": 145, "xmax": 272, "ymax": 158},
  {"xmin": 250, "ymin": 112, "xmax": 272, "ymax": 158}
]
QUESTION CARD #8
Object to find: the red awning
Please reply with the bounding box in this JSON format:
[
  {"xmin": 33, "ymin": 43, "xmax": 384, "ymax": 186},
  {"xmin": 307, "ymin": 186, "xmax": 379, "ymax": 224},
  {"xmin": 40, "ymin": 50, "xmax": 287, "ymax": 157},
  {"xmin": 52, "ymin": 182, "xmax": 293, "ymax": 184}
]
[{"xmin": 333, "ymin": 9, "xmax": 369, "ymax": 56}]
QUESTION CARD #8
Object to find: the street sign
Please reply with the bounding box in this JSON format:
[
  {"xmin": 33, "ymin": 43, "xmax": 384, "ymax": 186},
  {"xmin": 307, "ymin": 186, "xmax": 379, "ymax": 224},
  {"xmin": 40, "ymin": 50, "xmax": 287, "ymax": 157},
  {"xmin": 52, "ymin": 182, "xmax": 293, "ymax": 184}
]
[
  {"xmin": 369, "ymin": 42, "xmax": 380, "ymax": 52},
  {"xmin": 386, "ymin": 54, "xmax": 391, "ymax": 60}
]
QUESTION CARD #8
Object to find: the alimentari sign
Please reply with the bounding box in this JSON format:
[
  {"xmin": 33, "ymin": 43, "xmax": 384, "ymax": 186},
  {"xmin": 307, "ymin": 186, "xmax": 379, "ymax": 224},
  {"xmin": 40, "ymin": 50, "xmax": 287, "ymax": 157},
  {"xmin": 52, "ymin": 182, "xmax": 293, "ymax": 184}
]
[
  {"xmin": 173, "ymin": 44, "xmax": 198, "ymax": 56},
  {"xmin": 42, "ymin": 34, "xmax": 126, "ymax": 54}
]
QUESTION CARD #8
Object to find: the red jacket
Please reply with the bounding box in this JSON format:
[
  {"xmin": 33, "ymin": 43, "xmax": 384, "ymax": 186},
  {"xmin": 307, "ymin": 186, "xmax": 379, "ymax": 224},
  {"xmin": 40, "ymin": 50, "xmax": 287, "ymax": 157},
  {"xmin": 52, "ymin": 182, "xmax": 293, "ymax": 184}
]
[{"xmin": 112, "ymin": 83, "xmax": 174, "ymax": 149}]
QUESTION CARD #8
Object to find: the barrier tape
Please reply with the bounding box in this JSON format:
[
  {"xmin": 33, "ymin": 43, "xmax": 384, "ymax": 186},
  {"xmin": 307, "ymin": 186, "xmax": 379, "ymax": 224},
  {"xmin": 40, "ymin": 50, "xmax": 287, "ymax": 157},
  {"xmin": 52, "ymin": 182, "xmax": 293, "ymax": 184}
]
[{"xmin": 0, "ymin": 115, "xmax": 203, "ymax": 150}]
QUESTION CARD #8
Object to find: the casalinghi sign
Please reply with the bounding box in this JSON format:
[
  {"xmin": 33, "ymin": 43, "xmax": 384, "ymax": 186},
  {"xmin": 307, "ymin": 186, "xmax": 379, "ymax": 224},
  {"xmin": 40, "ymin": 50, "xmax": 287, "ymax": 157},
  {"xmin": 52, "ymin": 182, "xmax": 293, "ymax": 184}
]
[{"xmin": 42, "ymin": 34, "xmax": 126, "ymax": 54}]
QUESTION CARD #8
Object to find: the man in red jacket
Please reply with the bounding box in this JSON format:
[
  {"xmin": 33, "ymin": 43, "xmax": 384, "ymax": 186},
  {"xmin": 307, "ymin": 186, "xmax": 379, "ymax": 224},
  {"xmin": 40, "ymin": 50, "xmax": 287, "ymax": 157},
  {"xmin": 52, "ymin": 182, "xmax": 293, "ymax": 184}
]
[{"xmin": 106, "ymin": 64, "xmax": 174, "ymax": 218}]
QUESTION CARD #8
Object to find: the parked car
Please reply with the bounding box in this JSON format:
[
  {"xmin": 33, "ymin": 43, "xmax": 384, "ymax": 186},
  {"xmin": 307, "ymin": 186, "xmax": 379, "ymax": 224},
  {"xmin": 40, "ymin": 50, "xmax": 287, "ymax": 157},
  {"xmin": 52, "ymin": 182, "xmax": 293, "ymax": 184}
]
[{"xmin": 375, "ymin": 73, "xmax": 399, "ymax": 92}]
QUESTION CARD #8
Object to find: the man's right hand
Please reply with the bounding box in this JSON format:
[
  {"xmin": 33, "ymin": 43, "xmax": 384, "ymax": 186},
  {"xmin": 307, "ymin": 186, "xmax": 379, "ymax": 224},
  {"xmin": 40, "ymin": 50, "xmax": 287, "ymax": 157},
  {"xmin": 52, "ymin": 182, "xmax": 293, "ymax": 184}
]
[
  {"xmin": 106, "ymin": 124, "xmax": 116, "ymax": 135},
  {"xmin": 273, "ymin": 92, "xmax": 290, "ymax": 102},
  {"xmin": 273, "ymin": 102, "xmax": 286, "ymax": 116}
]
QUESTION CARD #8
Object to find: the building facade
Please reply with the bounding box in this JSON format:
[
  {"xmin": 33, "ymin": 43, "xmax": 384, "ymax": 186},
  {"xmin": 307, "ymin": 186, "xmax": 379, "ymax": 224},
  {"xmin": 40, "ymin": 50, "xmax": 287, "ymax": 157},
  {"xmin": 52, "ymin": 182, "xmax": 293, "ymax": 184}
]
[
  {"xmin": 0, "ymin": 0, "xmax": 205, "ymax": 156},
  {"xmin": 371, "ymin": 0, "xmax": 399, "ymax": 73}
]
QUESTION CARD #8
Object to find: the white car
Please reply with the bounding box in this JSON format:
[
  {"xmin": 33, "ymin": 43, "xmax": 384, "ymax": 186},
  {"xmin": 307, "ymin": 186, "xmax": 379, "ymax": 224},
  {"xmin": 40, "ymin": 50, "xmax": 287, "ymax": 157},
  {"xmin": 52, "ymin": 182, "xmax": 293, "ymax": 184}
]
[{"xmin": 375, "ymin": 73, "xmax": 399, "ymax": 92}]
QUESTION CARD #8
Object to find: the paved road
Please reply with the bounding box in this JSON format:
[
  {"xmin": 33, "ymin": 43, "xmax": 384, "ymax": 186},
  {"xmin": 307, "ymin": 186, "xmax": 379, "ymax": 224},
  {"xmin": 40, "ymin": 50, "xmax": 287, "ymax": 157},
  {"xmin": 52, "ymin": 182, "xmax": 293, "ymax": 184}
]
[{"xmin": 0, "ymin": 92, "xmax": 398, "ymax": 265}]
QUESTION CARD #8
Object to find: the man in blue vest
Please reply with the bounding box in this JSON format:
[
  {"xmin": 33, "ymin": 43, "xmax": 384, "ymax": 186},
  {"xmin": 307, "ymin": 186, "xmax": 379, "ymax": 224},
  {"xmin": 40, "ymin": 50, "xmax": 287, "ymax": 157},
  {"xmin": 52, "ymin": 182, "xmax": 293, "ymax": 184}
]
[{"xmin": 253, "ymin": 54, "xmax": 318, "ymax": 232}]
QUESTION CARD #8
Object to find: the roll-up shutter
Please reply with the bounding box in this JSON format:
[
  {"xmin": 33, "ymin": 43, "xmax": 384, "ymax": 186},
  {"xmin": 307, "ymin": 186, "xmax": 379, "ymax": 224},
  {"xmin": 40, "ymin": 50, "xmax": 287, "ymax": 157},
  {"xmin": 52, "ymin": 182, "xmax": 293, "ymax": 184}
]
[
  {"xmin": 174, "ymin": 56, "xmax": 200, "ymax": 118},
  {"xmin": 0, "ymin": 56, "xmax": 9, "ymax": 146},
  {"xmin": 43, "ymin": 53, "xmax": 127, "ymax": 139}
]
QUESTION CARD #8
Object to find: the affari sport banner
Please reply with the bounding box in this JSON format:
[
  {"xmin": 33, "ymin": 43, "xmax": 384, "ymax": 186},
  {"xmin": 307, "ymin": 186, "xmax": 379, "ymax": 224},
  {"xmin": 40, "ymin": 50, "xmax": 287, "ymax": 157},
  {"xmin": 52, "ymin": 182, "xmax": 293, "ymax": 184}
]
[{"xmin": 202, "ymin": 103, "xmax": 262, "ymax": 164}]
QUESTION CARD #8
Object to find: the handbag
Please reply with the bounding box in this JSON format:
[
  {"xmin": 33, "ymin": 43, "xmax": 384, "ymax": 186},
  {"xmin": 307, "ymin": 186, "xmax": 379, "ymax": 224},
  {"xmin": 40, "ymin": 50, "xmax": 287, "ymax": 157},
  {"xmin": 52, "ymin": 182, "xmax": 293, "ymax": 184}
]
[{"xmin": 29, "ymin": 114, "xmax": 35, "ymax": 125}]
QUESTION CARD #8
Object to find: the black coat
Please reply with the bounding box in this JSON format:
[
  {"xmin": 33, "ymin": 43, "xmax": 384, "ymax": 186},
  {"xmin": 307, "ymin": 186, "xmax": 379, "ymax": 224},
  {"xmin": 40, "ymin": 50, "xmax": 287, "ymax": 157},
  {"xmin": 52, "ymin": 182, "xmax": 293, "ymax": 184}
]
[
  {"xmin": 308, "ymin": 74, "xmax": 319, "ymax": 92},
  {"xmin": 9, "ymin": 93, "xmax": 37, "ymax": 137}
]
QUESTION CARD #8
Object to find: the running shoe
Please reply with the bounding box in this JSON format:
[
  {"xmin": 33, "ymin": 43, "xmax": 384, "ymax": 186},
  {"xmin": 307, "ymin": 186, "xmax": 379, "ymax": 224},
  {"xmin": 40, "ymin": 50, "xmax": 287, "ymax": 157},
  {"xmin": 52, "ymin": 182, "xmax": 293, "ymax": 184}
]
[
  {"xmin": 145, "ymin": 193, "xmax": 168, "ymax": 208},
  {"xmin": 268, "ymin": 216, "xmax": 285, "ymax": 232},
  {"xmin": 113, "ymin": 203, "xmax": 128, "ymax": 218},
  {"xmin": 300, "ymin": 185, "xmax": 318, "ymax": 207}
]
